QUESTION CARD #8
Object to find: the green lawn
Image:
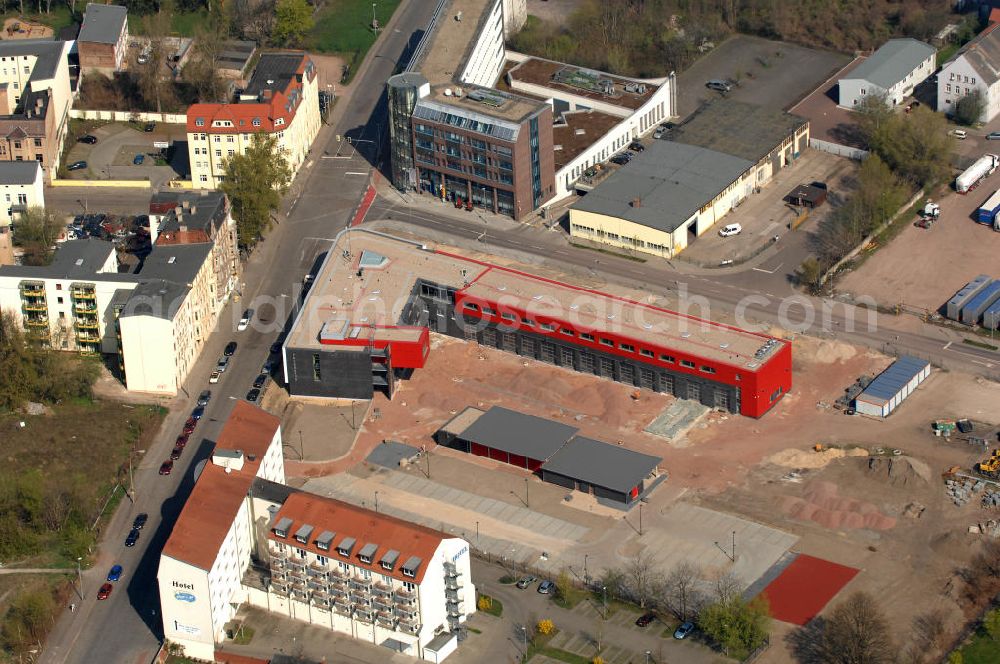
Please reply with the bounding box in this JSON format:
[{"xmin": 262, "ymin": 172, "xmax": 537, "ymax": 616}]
[
  {"xmin": 479, "ymin": 595, "xmax": 503, "ymax": 618},
  {"xmin": 0, "ymin": 6, "xmax": 77, "ymax": 35},
  {"xmin": 128, "ymin": 9, "xmax": 210, "ymax": 37},
  {"xmin": 308, "ymin": 0, "xmax": 402, "ymax": 79},
  {"xmin": 954, "ymin": 629, "xmax": 1000, "ymax": 663}
]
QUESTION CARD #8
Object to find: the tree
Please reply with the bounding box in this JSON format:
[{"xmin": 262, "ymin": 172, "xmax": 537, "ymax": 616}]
[
  {"xmin": 537, "ymin": 618, "xmax": 555, "ymax": 635},
  {"xmin": 698, "ymin": 595, "xmax": 770, "ymax": 657},
  {"xmin": 955, "ymin": 90, "xmax": 986, "ymax": 127},
  {"xmin": 624, "ymin": 550, "xmax": 660, "ymax": 609},
  {"xmin": 853, "ymin": 93, "xmax": 894, "ymax": 154},
  {"xmin": 220, "ymin": 134, "xmax": 292, "ymax": 249},
  {"xmin": 984, "ymin": 608, "xmax": 1000, "ymax": 641},
  {"xmin": 229, "ymin": 0, "xmax": 276, "ymax": 42},
  {"xmin": 814, "ymin": 592, "xmax": 895, "ymax": 664},
  {"xmin": 662, "ymin": 561, "xmax": 702, "ymax": 620},
  {"xmin": 183, "ymin": 20, "xmax": 230, "ymax": 103},
  {"xmin": 272, "ymin": 0, "xmax": 313, "ymax": 46},
  {"xmin": 796, "ymin": 257, "xmax": 823, "ymax": 292},
  {"xmin": 13, "ymin": 207, "xmax": 64, "ymax": 266}
]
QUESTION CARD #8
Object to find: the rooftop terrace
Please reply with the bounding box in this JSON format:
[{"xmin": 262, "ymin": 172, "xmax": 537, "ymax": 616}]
[{"xmin": 507, "ymin": 57, "xmax": 660, "ymax": 111}]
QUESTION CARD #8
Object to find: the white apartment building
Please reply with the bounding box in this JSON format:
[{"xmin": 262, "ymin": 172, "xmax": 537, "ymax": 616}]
[
  {"xmin": 938, "ymin": 24, "xmax": 1000, "ymax": 123},
  {"xmin": 158, "ymin": 404, "xmax": 475, "ymax": 663},
  {"xmin": 186, "ymin": 52, "xmax": 320, "ymax": 189},
  {"xmin": 0, "ymin": 160, "xmax": 43, "ymax": 228},
  {"xmin": 838, "ymin": 38, "xmax": 935, "ymax": 108}
]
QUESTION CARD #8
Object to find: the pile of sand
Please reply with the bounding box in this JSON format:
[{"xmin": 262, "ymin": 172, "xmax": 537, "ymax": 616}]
[
  {"xmin": 768, "ymin": 446, "xmax": 869, "ymax": 469},
  {"xmin": 782, "ymin": 481, "xmax": 896, "ymax": 530},
  {"xmin": 813, "ymin": 340, "xmax": 859, "ymax": 364}
]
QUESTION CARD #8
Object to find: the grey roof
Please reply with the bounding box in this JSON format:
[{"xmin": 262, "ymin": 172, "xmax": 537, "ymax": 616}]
[
  {"xmin": 670, "ymin": 100, "xmax": 808, "ymax": 163},
  {"xmin": 79, "ymin": 3, "xmax": 128, "ymax": 45},
  {"xmin": 273, "ymin": 516, "xmax": 293, "ymax": 535},
  {"xmin": 0, "ymin": 160, "xmax": 41, "ymax": 185},
  {"xmin": 541, "ymin": 436, "xmax": 661, "ymax": 493},
  {"xmin": 380, "ymin": 549, "xmax": 400, "ymax": 566},
  {"xmin": 138, "ymin": 242, "xmax": 212, "ymax": 284},
  {"xmin": 948, "ymin": 26, "xmax": 1000, "ymax": 86},
  {"xmin": 0, "ymin": 40, "xmax": 64, "ymax": 80},
  {"xmin": 0, "ymin": 238, "xmax": 123, "ymax": 280},
  {"xmin": 337, "ymin": 536, "xmax": 356, "ymax": 552},
  {"xmin": 457, "ymin": 406, "xmax": 579, "ymax": 461},
  {"xmin": 154, "ymin": 190, "xmax": 228, "ymax": 235},
  {"xmin": 245, "ymin": 52, "xmax": 305, "ymax": 98},
  {"xmin": 316, "ymin": 530, "xmax": 336, "ymax": 548},
  {"xmin": 426, "ymin": 632, "xmax": 456, "ymax": 652},
  {"xmin": 251, "ymin": 476, "xmax": 299, "ymax": 504},
  {"xmin": 358, "ymin": 542, "xmax": 378, "ymax": 559},
  {"xmin": 858, "ymin": 356, "xmax": 929, "ymax": 406},
  {"xmin": 388, "ymin": 71, "xmax": 429, "ymax": 90},
  {"xmin": 571, "ymin": 141, "xmax": 752, "ymax": 234},
  {"xmin": 294, "ymin": 523, "xmax": 314, "ymax": 542},
  {"xmin": 118, "ymin": 279, "xmax": 189, "ymax": 320},
  {"xmin": 401, "ymin": 555, "xmax": 422, "ymax": 573},
  {"xmin": 842, "ymin": 39, "xmax": 935, "ymax": 89}
]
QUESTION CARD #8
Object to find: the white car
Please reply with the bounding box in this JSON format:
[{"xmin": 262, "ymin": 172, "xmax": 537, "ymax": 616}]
[
  {"xmin": 209, "ymin": 370, "xmax": 221, "ymax": 384},
  {"xmin": 950, "ymin": 129, "xmax": 968, "ymax": 140},
  {"xmin": 237, "ymin": 309, "xmax": 253, "ymax": 331},
  {"xmin": 719, "ymin": 223, "xmax": 742, "ymax": 237}
]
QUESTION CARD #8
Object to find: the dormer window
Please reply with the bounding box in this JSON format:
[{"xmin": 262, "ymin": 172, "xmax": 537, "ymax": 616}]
[
  {"xmin": 252, "ymin": 118, "xmax": 261, "ymax": 127},
  {"xmin": 293, "ymin": 524, "xmax": 313, "ymax": 544},
  {"xmin": 275, "ymin": 118, "xmax": 285, "ymax": 126},
  {"xmin": 195, "ymin": 118, "xmax": 205, "ymax": 127},
  {"xmin": 380, "ymin": 549, "xmax": 399, "ymax": 571},
  {"xmin": 358, "ymin": 542, "xmax": 378, "ymax": 565},
  {"xmin": 336, "ymin": 536, "xmax": 355, "ymax": 557},
  {"xmin": 273, "ymin": 516, "xmax": 293, "ymax": 538},
  {"xmin": 401, "ymin": 556, "xmax": 422, "ymax": 578}
]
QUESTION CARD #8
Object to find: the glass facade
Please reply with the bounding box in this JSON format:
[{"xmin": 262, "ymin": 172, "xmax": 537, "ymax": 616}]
[
  {"xmin": 386, "ymin": 73, "xmax": 429, "ymax": 190},
  {"xmin": 529, "ymin": 116, "xmax": 542, "ymax": 209}
]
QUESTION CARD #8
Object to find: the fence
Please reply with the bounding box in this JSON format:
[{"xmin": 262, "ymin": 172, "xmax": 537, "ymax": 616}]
[
  {"xmin": 70, "ymin": 109, "xmax": 187, "ymax": 124},
  {"xmin": 809, "ymin": 138, "xmax": 868, "ymax": 161}
]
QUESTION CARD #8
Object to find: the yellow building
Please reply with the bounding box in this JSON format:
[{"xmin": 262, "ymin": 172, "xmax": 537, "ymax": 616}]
[
  {"xmin": 186, "ymin": 52, "xmax": 320, "ymax": 189},
  {"xmin": 569, "ymin": 101, "xmax": 809, "ymax": 259}
]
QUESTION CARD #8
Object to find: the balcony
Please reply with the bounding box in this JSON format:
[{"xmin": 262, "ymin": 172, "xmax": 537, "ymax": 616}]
[
  {"xmin": 349, "ymin": 577, "xmax": 373, "ymax": 591},
  {"xmin": 306, "ymin": 566, "xmax": 328, "ymax": 578},
  {"xmin": 373, "ymin": 597, "xmax": 393, "ymax": 612},
  {"xmin": 376, "ymin": 611, "xmax": 398, "ymax": 628},
  {"xmin": 21, "ymin": 301, "xmax": 46, "ymax": 312},
  {"xmin": 328, "ymin": 568, "xmax": 347, "ymax": 580},
  {"xmin": 269, "ymin": 547, "xmax": 287, "ymax": 560},
  {"xmin": 394, "ymin": 588, "xmax": 415, "ymax": 601},
  {"xmin": 445, "ymin": 578, "xmax": 463, "ymax": 591},
  {"xmin": 70, "ymin": 289, "xmax": 96, "ymax": 301},
  {"xmin": 74, "ymin": 319, "xmax": 99, "ymax": 331},
  {"xmin": 445, "ymin": 588, "xmax": 462, "ymax": 601},
  {"xmin": 349, "ymin": 592, "xmax": 371, "ymax": 605},
  {"xmin": 333, "ymin": 601, "xmax": 352, "ymax": 617},
  {"xmin": 19, "ymin": 284, "xmax": 45, "ymax": 297},
  {"xmin": 398, "ymin": 618, "xmax": 421, "ymax": 635},
  {"xmin": 307, "ymin": 579, "xmax": 327, "ymax": 591},
  {"xmin": 372, "ymin": 583, "xmax": 392, "ymax": 598},
  {"xmin": 312, "ymin": 595, "xmax": 331, "ymax": 608},
  {"xmin": 308, "ymin": 561, "xmax": 328, "ymax": 573},
  {"xmin": 24, "ymin": 316, "xmax": 48, "ymax": 328},
  {"xmin": 271, "ymin": 583, "xmax": 290, "ymax": 596},
  {"xmin": 73, "ymin": 302, "xmax": 97, "ymax": 313},
  {"xmin": 328, "ymin": 586, "xmax": 347, "ymax": 598},
  {"xmin": 354, "ymin": 607, "xmax": 374, "ymax": 623},
  {"xmin": 75, "ymin": 331, "xmax": 99, "ymax": 342},
  {"xmin": 447, "ymin": 600, "xmax": 465, "ymax": 617},
  {"xmin": 287, "ymin": 559, "xmax": 305, "ymax": 571}
]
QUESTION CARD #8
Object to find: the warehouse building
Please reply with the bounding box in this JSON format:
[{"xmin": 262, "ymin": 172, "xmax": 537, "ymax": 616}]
[
  {"xmin": 838, "ymin": 38, "xmax": 935, "ymax": 108},
  {"xmin": 854, "ymin": 356, "xmax": 930, "ymax": 418},
  {"xmin": 283, "ymin": 230, "xmax": 792, "ymax": 418},
  {"xmin": 569, "ymin": 101, "xmax": 808, "ymax": 258},
  {"xmin": 435, "ymin": 405, "xmax": 663, "ymax": 506}
]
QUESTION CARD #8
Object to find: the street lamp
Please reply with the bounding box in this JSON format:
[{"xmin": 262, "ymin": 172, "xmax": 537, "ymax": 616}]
[
  {"xmin": 374, "ymin": 490, "xmax": 379, "ymax": 513},
  {"xmin": 371, "ymin": 2, "xmax": 377, "ymax": 30},
  {"xmin": 475, "ymin": 520, "xmax": 479, "ymax": 545},
  {"xmin": 75, "ymin": 557, "xmax": 84, "ymax": 600},
  {"xmin": 524, "ymin": 477, "xmax": 529, "ymax": 508},
  {"xmin": 601, "ymin": 585, "xmax": 607, "ymax": 620},
  {"xmin": 645, "ymin": 651, "xmax": 651, "ymax": 664},
  {"xmin": 518, "ymin": 624, "xmax": 528, "ymax": 662},
  {"xmin": 584, "ymin": 554, "xmax": 589, "ymax": 584}
]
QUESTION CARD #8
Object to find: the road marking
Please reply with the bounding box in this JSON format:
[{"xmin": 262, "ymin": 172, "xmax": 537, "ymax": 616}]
[
  {"xmin": 322, "ymin": 155, "xmax": 353, "ymax": 159},
  {"xmin": 943, "ymin": 341, "xmax": 952, "ymax": 350},
  {"xmin": 345, "ymin": 171, "xmax": 367, "ymax": 176},
  {"xmin": 972, "ymin": 360, "xmax": 995, "ymax": 368},
  {"xmin": 752, "ymin": 262, "xmax": 783, "ymax": 274}
]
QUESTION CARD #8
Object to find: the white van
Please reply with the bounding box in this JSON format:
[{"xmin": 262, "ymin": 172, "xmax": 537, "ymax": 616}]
[{"xmin": 719, "ymin": 223, "xmax": 742, "ymax": 237}]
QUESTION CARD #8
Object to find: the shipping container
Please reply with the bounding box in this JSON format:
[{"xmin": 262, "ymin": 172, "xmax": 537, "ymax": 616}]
[
  {"xmin": 946, "ymin": 275, "xmax": 992, "ymax": 320},
  {"xmin": 854, "ymin": 356, "xmax": 931, "ymax": 417},
  {"xmin": 960, "ymin": 279, "xmax": 1000, "ymax": 324},
  {"xmin": 978, "ymin": 189, "xmax": 1000, "ymax": 225},
  {"xmin": 983, "ymin": 298, "xmax": 1000, "ymax": 330}
]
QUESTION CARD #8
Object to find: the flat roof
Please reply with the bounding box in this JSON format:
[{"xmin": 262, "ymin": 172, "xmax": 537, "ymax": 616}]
[
  {"xmin": 841, "ymin": 38, "xmax": 935, "ymax": 89},
  {"xmin": 542, "ymin": 436, "xmax": 661, "ymax": 493},
  {"xmin": 455, "ymin": 406, "xmax": 579, "ymax": 461},
  {"xmin": 858, "ymin": 356, "xmax": 929, "ymax": 406},
  {"xmin": 670, "ymin": 100, "xmax": 808, "ymax": 163},
  {"xmin": 570, "ymin": 140, "xmax": 752, "ymax": 233},
  {"xmin": 507, "ymin": 57, "xmax": 659, "ymax": 111},
  {"xmin": 552, "ymin": 110, "xmax": 622, "ymax": 170},
  {"xmin": 438, "ymin": 406, "xmax": 486, "ymax": 437},
  {"xmin": 79, "ymin": 3, "xmax": 127, "ymax": 45},
  {"xmin": 289, "ymin": 231, "xmax": 785, "ymax": 370}
]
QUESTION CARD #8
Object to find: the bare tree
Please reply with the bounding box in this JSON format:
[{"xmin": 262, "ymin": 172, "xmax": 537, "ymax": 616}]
[
  {"xmin": 713, "ymin": 570, "xmax": 741, "ymax": 604},
  {"xmin": 229, "ymin": 0, "xmax": 276, "ymax": 42},
  {"xmin": 901, "ymin": 608, "xmax": 948, "ymax": 664},
  {"xmin": 662, "ymin": 561, "xmax": 702, "ymax": 620},
  {"xmin": 814, "ymin": 592, "xmax": 895, "ymax": 664},
  {"xmin": 183, "ymin": 20, "xmax": 229, "ymax": 102},
  {"xmin": 624, "ymin": 550, "xmax": 661, "ymax": 609}
]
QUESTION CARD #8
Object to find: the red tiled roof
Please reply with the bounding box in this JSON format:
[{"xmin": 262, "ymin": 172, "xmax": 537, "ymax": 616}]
[
  {"xmin": 991, "ymin": 7, "xmax": 1000, "ymax": 24},
  {"xmin": 268, "ymin": 492, "xmax": 444, "ymax": 584},
  {"xmin": 161, "ymin": 403, "xmax": 280, "ymax": 571}
]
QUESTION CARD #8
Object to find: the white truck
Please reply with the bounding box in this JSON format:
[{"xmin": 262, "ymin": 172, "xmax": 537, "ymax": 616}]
[{"xmin": 956, "ymin": 154, "xmax": 1000, "ymax": 193}]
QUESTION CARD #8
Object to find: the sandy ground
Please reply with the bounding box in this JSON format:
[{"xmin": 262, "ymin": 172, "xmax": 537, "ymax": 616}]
[
  {"xmin": 1, "ymin": 18, "xmax": 53, "ymax": 40},
  {"xmin": 309, "ymin": 53, "xmax": 349, "ymax": 96},
  {"xmin": 837, "ymin": 172, "xmax": 1000, "ymax": 312}
]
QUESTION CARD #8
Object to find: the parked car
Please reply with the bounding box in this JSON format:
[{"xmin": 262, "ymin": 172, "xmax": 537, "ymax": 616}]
[
  {"xmin": 78, "ymin": 134, "xmax": 98, "ymax": 144},
  {"xmin": 987, "ymin": 132, "xmax": 1000, "ymax": 140},
  {"xmin": 170, "ymin": 446, "xmax": 183, "ymax": 460},
  {"xmin": 67, "ymin": 161, "xmax": 87, "ymax": 171},
  {"xmin": 143, "ymin": 122, "xmax": 156, "ymax": 132},
  {"xmin": 674, "ymin": 621, "xmax": 695, "ymax": 639},
  {"xmin": 106, "ymin": 565, "xmax": 123, "ymax": 582},
  {"xmin": 159, "ymin": 460, "xmax": 173, "ymax": 475},
  {"xmin": 125, "ymin": 529, "xmax": 140, "ymax": 547},
  {"xmin": 175, "ymin": 433, "xmax": 189, "ymax": 449},
  {"xmin": 252, "ymin": 373, "xmax": 268, "ymax": 389},
  {"xmin": 629, "ymin": 141, "xmax": 645, "ymax": 152},
  {"xmin": 537, "ymin": 580, "xmax": 555, "ymax": 594},
  {"xmin": 197, "ymin": 390, "xmax": 211, "ymax": 406},
  {"xmin": 246, "ymin": 388, "xmax": 261, "ymax": 402},
  {"xmin": 237, "ymin": 309, "xmax": 254, "ymax": 331},
  {"xmin": 516, "ymin": 575, "xmax": 537, "ymax": 589},
  {"xmin": 132, "ymin": 513, "xmax": 148, "ymax": 530},
  {"xmin": 209, "ymin": 369, "xmax": 222, "ymax": 384},
  {"xmin": 216, "ymin": 356, "xmax": 230, "ymax": 372},
  {"xmin": 137, "ymin": 49, "xmax": 151, "ymax": 64},
  {"xmin": 97, "ymin": 583, "xmax": 113, "ymax": 600},
  {"xmin": 270, "ymin": 341, "xmax": 283, "ymax": 355},
  {"xmin": 224, "ymin": 341, "xmax": 238, "ymax": 356},
  {"xmin": 183, "ymin": 416, "xmax": 197, "ymax": 431},
  {"xmin": 719, "ymin": 223, "xmax": 742, "ymax": 237},
  {"xmin": 610, "ymin": 154, "xmax": 630, "ymax": 166},
  {"xmin": 706, "ymin": 79, "xmax": 732, "ymax": 92},
  {"xmin": 636, "ymin": 612, "xmax": 657, "ymax": 627},
  {"xmin": 950, "ymin": 129, "xmax": 968, "ymax": 140},
  {"xmin": 261, "ymin": 359, "xmax": 275, "ymax": 374},
  {"xmin": 133, "ymin": 154, "xmax": 145, "ymax": 165}
]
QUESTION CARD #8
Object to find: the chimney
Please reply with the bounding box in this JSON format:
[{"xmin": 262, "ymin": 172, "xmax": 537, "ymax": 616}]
[
  {"xmin": 262, "ymin": 89, "xmax": 272, "ymax": 100},
  {"xmin": 35, "ymin": 97, "xmax": 42, "ymax": 110},
  {"xmin": 631, "ymin": 198, "xmax": 642, "ymax": 208},
  {"xmin": 189, "ymin": 205, "xmax": 197, "ymax": 215},
  {"xmin": 181, "ymin": 199, "xmax": 191, "ymax": 211},
  {"xmin": 174, "ymin": 205, "xmax": 183, "ymax": 217}
]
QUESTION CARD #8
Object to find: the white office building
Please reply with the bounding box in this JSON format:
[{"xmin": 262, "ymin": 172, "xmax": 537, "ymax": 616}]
[{"xmin": 839, "ymin": 38, "xmax": 935, "ymax": 108}]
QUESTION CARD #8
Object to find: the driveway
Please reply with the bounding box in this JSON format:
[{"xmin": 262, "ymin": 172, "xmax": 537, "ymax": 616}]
[{"xmin": 63, "ymin": 123, "xmax": 187, "ymax": 186}]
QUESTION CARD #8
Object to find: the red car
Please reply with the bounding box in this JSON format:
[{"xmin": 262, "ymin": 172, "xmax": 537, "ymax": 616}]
[
  {"xmin": 182, "ymin": 418, "xmax": 196, "ymax": 435},
  {"xmin": 175, "ymin": 433, "xmax": 189, "ymax": 448},
  {"xmin": 159, "ymin": 460, "xmax": 173, "ymax": 475},
  {"xmin": 97, "ymin": 583, "xmax": 113, "ymax": 600},
  {"xmin": 170, "ymin": 446, "xmax": 183, "ymax": 460}
]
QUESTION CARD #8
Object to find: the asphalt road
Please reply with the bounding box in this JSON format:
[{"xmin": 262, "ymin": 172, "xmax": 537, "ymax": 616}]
[{"xmin": 41, "ymin": 0, "xmax": 439, "ymax": 661}]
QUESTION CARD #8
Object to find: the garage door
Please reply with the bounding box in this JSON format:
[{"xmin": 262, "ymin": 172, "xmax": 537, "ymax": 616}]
[
  {"xmin": 639, "ymin": 368, "xmax": 655, "ymax": 389},
  {"xmin": 579, "ymin": 353, "xmax": 595, "ymax": 373},
  {"xmin": 659, "ymin": 374, "xmax": 674, "ymax": 394},
  {"xmin": 687, "ymin": 383, "xmax": 701, "ymax": 401},
  {"xmin": 620, "ymin": 363, "xmax": 635, "ymax": 385},
  {"xmin": 520, "ymin": 337, "xmax": 536, "ymax": 357},
  {"xmin": 599, "ymin": 358, "xmax": 615, "ymax": 378},
  {"xmin": 501, "ymin": 332, "xmax": 516, "ymax": 352},
  {"xmin": 714, "ymin": 389, "xmax": 729, "ymax": 410},
  {"xmin": 560, "ymin": 347, "xmax": 575, "ymax": 368},
  {"xmin": 482, "ymin": 328, "xmax": 497, "ymax": 347},
  {"xmin": 540, "ymin": 342, "xmax": 556, "ymax": 364}
]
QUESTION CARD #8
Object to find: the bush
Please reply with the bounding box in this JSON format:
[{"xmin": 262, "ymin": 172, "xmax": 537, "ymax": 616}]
[{"xmin": 537, "ymin": 619, "xmax": 555, "ymax": 635}]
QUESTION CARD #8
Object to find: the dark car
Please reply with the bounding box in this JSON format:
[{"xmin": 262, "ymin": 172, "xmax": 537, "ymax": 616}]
[
  {"xmin": 106, "ymin": 565, "xmax": 123, "ymax": 582},
  {"xmin": 224, "ymin": 341, "xmax": 238, "ymax": 356},
  {"xmin": 170, "ymin": 446, "xmax": 183, "ymax": 460},
  {"xmin": 132, "ymin": 513, "xmax": 148, "ymax": 530},
  {"xmin": 610, "ymin": 154, "xmax": 630, "ymax": 166},
  {"xmin": 175, "ymin": 433, "xmax": 189, "ymax": 448},
  {"xmin": 674, "ymin": 621, "xmax": 695, "ymax": 639},
  {"xmin": 183, "ymin": 417, "xmax": 197, "ymax": 434},
  {"xmin": 159, "ymin": 460, "xmax": 173, "ymax": 475},
  {"xmin": 197, "ymin": 390, "xmax": 211, "ymax": 406},
  {"xmin": 629, "ymin": 141, "xmax": 645, "ymax": 152},
  {"xmin": 125, "ymin": 529, "xmax": 140, "ymax": 547},
  {"xmin": 537, "ymin": 580, "xmax": 555, "ymax": 594},
  {"xmin": 270, "ymin": 341, "xmax": 282, "ymax": 354},
  {"xmin": 97, "ymin": 583, "xmax": 113, "ymax": 600},
  {"xmin": 252, "ymin": 374, "xmax": 267, "ymax": 389},
  {"xmin": 144, "ymin": 122, "xmax": 156, "ymax": 132},
  {"xmin": 636, "ymin": 612, "xmax": 657, "ymax": 627},
  {"xmin": 67, "ymin": 161, "xmax": 87, "ymax": 171},
  {"xmin": 246, "ymin": 388, "xmax": 261, "ymax": 402},
  {"xmin": 191, "ymin": 406, "xmax": 205, "ymax": 420},
  {"xmin": 78, "ymin": 134, "xmax": 98, "ymax": 144},
  {"xmin": 133, "ymin": 154, "xmax": 145, "ymax": 165}
]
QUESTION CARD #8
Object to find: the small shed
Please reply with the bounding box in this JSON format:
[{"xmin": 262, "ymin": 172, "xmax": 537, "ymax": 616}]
[
  {"xmin": 784, "ymin": 184, "xmax": 827, "ymax": 209},
  {"xmin": 854, "ymin": 356, "xmax": 930, "ymax": 417}
]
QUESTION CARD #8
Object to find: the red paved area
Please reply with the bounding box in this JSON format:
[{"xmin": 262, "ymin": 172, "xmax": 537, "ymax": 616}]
[
  {"xmin": 760, "ymin": 553, "xmax": 860, "ymax": 625},
  {"xmin": 351, "ymin": 183, "xmax": 376, "ymax": 227}
]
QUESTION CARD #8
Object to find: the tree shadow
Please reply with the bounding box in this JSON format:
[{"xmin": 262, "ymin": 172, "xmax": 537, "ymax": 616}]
[{"xmin": 784, "ymin": 618, "xmax": 827, "ymax": 663}]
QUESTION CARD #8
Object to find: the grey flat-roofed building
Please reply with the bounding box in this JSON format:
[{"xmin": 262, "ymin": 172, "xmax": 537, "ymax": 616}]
[
  {"xmin": 947, "ymin": 274, "xmax": 992, "ymax": 320},
  {"xmin": 541, "ymin": 436, "xmax": 661, "ymax": 503},
  {"xmin": 670, "ymin": 100, "xmax": 809, "ymax": 164},
  {"xmin": 854, "ymin": 355, "xmax": 930, "ymax": 418},
  {"xmin": 571, "ymin": 140, "xmax": 752, "ymax": 234},
  {"xmin": 446, "ymin": 406, "xmax": 579, "ymax": 468},
  {"xmin": 840, "ymin": 38, "xmax": 936, "ymax": 108}
]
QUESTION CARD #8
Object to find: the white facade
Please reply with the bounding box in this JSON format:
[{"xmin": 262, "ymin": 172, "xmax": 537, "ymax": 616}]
[
  {"xmin": 854, "ymin": 359, "xmax": 930, "ymax": 417},
  {"xmin": 0, "ymin": 161, "xmax": 44, "ymax": 228},
  {"xmin": 458, "ymin": 0, "xmax": 506, "ymax": 88},
  {"xmin": 839, "ymin": 42, "xmax": 935, "ymax": 108},
  {"xmin": 939, "ymin": 57, "xmax": 1000, "ymax": 123}
]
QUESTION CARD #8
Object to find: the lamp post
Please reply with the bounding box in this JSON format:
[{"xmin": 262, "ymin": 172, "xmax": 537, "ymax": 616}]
[
  {"xmin": 601, "ymin": 585, "xmax": 607, "ymax": 620},
  {"xmin": 639, "ymin": 502, "xmax": 643, "ymax": 536},
  {"xmin": 524, "ymin": 477, "xmax": 529, "ymax": 508},
  {"xmin": 75, "ymin": 557, "xmax": 84, "ymax": 600},
  {"xmin": 374, "ymin": 491, "xmax": 379, "ymax": 513},
  {"xmin": 518, "ymin": 624, "xmax": 527, "ymax": 662},
  {"xmin": 475, "ymin": 520, "xmax": 479, "ymax": 545},
  {"xmin": 645, "ymin": 651, "xmax": 651, "ymax": 664},
  {"xmin": 584, "ymin": 554, "xmax": 589, "ymax": 584},
  {"xmin": 371, "ymin": 2, "xmax": 377, "ymax": 30}
]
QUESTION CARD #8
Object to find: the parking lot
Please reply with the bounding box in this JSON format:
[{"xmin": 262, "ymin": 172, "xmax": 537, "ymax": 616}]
[
  {"xmin": 677, "ymin": 148, "xmax": 857, "ymax": 266},
  {"xmin": 675, "ymin": 35, "xmax": 850, "ymax": 119},
  {"xmin": 63, "ymin": 123, "xmax": 187, "ymax": 185}
]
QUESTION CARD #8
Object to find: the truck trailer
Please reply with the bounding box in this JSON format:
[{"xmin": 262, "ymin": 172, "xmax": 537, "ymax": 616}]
[
  {"xmin": 956, "ymin": 154, "xmax": 1000, "ymax": 194},
  {"xmin": 978, "ymin": 189, "xmax": 1000, "ymax": 228}
]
